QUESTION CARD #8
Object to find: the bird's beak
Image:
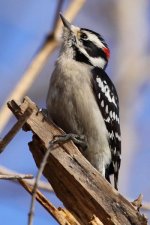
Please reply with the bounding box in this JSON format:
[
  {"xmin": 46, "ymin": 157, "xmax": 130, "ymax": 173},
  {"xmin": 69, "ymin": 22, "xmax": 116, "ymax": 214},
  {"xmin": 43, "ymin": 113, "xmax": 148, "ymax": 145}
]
[{"xmin": 60, "ymin": 13, "xmax": 72, "ymax": 31}]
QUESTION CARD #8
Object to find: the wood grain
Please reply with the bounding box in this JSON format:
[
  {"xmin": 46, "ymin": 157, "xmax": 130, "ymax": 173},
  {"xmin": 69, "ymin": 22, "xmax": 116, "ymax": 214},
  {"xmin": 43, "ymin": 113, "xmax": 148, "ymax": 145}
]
[{"xmin": 7, "ymin": 97, "xmax": 147, "ymax": 225}]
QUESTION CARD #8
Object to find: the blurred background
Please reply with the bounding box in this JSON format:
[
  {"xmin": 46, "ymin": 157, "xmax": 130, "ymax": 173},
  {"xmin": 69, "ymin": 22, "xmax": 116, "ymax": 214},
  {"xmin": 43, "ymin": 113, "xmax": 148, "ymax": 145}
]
[{"xmin": 0, "ymin": 0, "xmax": 150, "ymax": 224}]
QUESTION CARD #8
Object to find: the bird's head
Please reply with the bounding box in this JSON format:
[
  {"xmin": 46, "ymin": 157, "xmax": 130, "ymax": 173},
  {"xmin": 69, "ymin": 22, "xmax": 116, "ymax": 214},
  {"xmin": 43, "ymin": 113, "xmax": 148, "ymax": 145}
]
[{"xmin": 60, "ymin": 13, "xmax": 110, "ymax": 70}]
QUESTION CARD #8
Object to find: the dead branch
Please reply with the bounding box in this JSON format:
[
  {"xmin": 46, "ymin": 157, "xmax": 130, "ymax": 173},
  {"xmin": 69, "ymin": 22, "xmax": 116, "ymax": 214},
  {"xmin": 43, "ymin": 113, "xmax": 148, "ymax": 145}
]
[
  {"xmin": 19, "ymin": 179, "xmax": 80, "ymax": 225},
  {"xmin": 1, "ymin": 165, "xmax": 149, "ymax": 212},
  {"xmin": 28, "ymin": 140, "xmax": 58, "ymax": 225},
  {"xmin": 0, "ymin": 174, "xmax": 33, "ymax": 180},
  {"xmin": 0, "ymin": 108, "xmax": 33, "ymax": 153},
  {"xmin": 6, "ymin": 96, "xmax": 147, "ymax": 225},
  {"xmin": 0, "ymin": 166, "xmax": 52, "ymax": 191}
]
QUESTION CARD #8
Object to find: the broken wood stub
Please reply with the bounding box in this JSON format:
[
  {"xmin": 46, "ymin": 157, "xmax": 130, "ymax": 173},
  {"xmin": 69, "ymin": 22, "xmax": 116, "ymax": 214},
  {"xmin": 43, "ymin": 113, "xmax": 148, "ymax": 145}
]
[{"xmin": 8, "ymin": 97, "xmax": 147, "ymax": 225}]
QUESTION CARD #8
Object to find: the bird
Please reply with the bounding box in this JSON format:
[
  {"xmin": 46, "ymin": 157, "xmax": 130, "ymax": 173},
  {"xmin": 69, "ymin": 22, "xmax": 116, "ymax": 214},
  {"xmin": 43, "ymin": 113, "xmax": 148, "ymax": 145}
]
[{"xmin": 46, "ymin": 14, "xmax": 121, "ymax": 190}]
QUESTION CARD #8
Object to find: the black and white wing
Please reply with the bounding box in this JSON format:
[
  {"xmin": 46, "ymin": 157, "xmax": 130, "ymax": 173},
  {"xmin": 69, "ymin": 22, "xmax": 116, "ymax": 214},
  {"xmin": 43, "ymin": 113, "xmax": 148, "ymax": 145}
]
[{"xmin": 92, "ymin": 67, "xmax": 121, "ymax": 190}]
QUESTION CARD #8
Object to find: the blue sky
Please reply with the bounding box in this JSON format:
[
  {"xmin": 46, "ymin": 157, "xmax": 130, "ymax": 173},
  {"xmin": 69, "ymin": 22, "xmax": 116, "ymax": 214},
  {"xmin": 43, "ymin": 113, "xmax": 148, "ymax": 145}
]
[
  {"xmin": 0, "ymin": 1, "xmax": 150, "ymax": 224},
  {"xmin": 0, "ymin": 1, "xmax": 62, "ymax": 224},
  {"xmin": 0, "ymin": 0, "xmax": 57, "ymax": 102}
]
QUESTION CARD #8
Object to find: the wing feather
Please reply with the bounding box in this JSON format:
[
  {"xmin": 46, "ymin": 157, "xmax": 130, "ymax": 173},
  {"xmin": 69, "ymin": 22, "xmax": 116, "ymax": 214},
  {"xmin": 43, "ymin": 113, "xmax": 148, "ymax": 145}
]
[{"xmin": 92, "ymin": 67, "xmax": 121, "ymax": 189}]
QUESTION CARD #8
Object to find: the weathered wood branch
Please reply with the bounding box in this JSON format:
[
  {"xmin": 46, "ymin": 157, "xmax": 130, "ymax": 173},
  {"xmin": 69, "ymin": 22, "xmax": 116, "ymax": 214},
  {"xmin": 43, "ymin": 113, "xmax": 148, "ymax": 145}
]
[
  {"xmin": 0, "ymin": 108, "xmax": 33, "ymax": 152},
  {"xmin": 0, "ymin": 174, "xmax": 33, "ymax": 180},
  {"xmin": 19, "ymin": 179, "xmax": 80, "ymax": 225},
  {"xmin": 7, "ymin": 97, "xmax": 147, "ymax": 225},
  {"xmin": 0, "ymin": 166, "xmax": 52, "ymax": 192}
]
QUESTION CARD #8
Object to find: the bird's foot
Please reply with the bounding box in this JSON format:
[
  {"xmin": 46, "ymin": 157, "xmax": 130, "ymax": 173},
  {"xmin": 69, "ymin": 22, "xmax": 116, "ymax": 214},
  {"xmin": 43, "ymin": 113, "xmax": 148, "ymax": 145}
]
[{"xmin": 52, "ymin": 133, "xmax": 87, "ymax": 150}]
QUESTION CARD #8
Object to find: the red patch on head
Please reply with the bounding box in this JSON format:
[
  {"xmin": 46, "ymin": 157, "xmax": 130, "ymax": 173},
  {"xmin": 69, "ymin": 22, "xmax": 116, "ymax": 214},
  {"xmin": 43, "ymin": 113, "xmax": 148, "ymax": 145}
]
[{"xmin": 103, "ymin": 47, "xmax": 110, "ymax": 60}]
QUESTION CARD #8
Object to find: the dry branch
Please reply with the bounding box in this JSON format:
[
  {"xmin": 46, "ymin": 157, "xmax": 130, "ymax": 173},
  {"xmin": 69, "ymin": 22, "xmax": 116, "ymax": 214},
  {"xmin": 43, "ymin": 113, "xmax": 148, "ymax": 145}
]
[
  {"xmin": 1, "ymin": 166, "xmax": 149, "ymax": 212},
  {"xmin": 28, "ymin": 138, "xmax": 59, "ymax": 225},
  {"xmin": 0, "ymin": 166, "xmax": 52, "ymax": 192},
  {"xmin": 0, "ymin": 108, "xmax": 33, "ymax": 153},
  {"xmin": 6, "ymin": 96, "xmax": 147, "ymax": 225},
  {"xmin": 0, "ymin": 174, "xmax": 33, "ymax": 180},
  {"xmin": 19, "ymin": 179, "xmax": 80, "ymax": 225}
]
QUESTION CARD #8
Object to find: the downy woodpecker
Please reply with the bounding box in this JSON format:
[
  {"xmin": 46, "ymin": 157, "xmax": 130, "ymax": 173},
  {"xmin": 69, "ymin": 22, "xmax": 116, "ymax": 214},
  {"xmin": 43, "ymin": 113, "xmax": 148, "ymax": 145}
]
[{"xmin": 46, "ymin": 14, "xmax": 121, "ymax": 190}]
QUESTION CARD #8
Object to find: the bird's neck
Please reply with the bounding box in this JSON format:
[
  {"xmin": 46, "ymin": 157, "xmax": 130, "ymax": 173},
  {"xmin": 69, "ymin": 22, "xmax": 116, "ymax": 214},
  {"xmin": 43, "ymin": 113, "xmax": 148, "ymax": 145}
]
[{"xmin": 59, "ymin": 45, "xmax": 107, "ymax": 70}]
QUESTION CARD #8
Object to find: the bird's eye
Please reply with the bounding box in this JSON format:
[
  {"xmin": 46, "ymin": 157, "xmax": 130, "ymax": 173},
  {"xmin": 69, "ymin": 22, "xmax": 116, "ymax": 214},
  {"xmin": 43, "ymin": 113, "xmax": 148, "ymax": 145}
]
[{"xmin": 80, "ymin": 33, "xmax": 88, "ymax": 40}]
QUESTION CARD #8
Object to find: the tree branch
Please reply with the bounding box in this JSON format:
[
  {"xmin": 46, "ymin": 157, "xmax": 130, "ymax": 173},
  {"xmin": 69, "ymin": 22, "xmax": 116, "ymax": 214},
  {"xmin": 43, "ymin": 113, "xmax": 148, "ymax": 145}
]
[
  {"xmin": 0, "ymin": 108, "xmax": 33, "ymax": 153},
  {"xmin": 28, "ymin": 140, "xmax": 58, "ymax": 225},
  {"xmin": 19, "ymin": 179, "xmax": 80, "ymax": 225},
  {"xmin": 6, "ymin": 96, "xmax": 147, "ymax": 225},
  {"xmin": 0, "ymin": 174, "xmax": 33, "ymax": 180},
  {"xmin": 0, "ymin": 166, "xmax": 52, "ymax": 192}
]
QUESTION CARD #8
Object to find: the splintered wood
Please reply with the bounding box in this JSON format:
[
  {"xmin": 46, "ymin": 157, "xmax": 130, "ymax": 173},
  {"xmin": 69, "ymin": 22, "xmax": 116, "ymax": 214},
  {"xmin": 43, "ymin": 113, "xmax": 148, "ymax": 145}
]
[{"xmin": 7, "ymin": 97, "xmax": 147, "ymax": 225}]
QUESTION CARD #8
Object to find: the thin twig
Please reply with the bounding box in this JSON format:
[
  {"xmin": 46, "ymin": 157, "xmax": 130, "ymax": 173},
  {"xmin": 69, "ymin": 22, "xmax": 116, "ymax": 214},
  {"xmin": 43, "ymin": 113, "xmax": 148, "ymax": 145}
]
[
  {"xmin": 19, "ymin": 179, "xmax": 56, "ymax": 214},
  {"xmin": 0, "ymin": 108, "xmax": 33, "ymax": 153},
  {"xmin": 51, "ymin": 0, "xmax": 64, "ymax": 32},
  {"xmin": 28, "ymin": 141, "xmax": 57, "ymax": 225},
  {"xmin": 19, "ymin": 180, "xmax": 72, "ymax": 224},
  {"xmin": 0, "ymin": 174, "xmax": 33, "ymax": 180},
  {"xmin": 0, "ymin": 166, "xmax": 53, "ymax": 192}
]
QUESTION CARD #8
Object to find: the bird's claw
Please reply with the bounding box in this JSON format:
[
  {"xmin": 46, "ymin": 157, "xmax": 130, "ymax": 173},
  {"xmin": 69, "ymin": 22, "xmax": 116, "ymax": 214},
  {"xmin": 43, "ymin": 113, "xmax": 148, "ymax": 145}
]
[{"xmin": 51, "ymin": 133, "xmax": 87, "ymax": 150}]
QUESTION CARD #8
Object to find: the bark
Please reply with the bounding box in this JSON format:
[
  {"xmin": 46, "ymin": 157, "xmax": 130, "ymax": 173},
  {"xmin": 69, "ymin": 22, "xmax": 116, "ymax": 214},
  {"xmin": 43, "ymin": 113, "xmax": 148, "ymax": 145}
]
[{"xmin": 7, "ymin": 96, "xmax": 147, "ymax": 225}]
